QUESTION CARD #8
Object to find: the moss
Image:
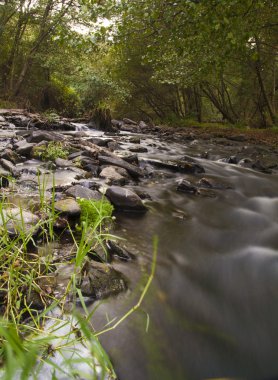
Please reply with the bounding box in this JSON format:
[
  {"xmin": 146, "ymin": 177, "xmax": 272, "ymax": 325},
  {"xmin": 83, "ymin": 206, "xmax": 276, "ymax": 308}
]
[{"xmin": 77, "ymin": 198, "xmax": 114, "ymax": 227}]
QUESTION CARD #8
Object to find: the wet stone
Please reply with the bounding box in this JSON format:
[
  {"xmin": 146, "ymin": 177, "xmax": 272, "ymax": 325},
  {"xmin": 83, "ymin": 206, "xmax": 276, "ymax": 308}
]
[
  {"xmin": 55, "ymin": 158, "xmax": 72, "ymax": 168},
  {"xmin": 14, "ymin": 140, "xmax": 35, "ymax": 156},
  {"xmin": 99, "ymin": 166, "xmax": 129, "ymax": 186},
  {"xmin": 129, "ymin": 146, "xmax": 148, "ymax": 153},
  {"xmin": 0, "ymin": 208, "xmax": 40, "ymax": 236},
  {"xmin": 98, "ymin": 155, "xmax": 143, "ymax": 178},
  {"xmin": 65, "ymin": 184, "xmax": 103, "ymax": 200},
  {"xmin": 54, "ymin": 198, "xmax": 81, "ymax": 217},
  {"xmin": 176, "ymin": 179, "xmax": 198, "ymax": 194},
  {"xmin": 106, "ymin": 186, "xmax": 148, "ymax": 212},
  {"xmin": 80, "ymin": 260, "xmax": 127, "ymax": 299}
]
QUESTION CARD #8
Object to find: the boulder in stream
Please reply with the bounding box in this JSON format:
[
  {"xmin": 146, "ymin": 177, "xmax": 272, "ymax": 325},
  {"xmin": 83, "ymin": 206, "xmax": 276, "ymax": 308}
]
[
  {"xmin": 54, "ymin": 198, "xmax": 81, "ymax": 217},
  {"xmin": 65, "ymin": 185, "xmax": 103, "ymax": 200},
  {"xmin": 176, "ymin": 179, "xmax": 198, "ymax": 194},
  {"xmin": 105, "ymin": 186, "xmax": 148, "ymax": 212},
  {"xmin": 99, "ymin": 166, "xmax": 129, "ymax": 185},
  {"xmin": 98, "ymin": 155, "xmax": 143, "ymax": 178}
]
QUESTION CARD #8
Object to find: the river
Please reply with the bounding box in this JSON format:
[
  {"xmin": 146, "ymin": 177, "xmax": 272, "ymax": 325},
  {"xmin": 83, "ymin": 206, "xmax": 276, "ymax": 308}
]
[{"xmin": 83, "ymin": 131, "xmax": 278, "ymax": 380}]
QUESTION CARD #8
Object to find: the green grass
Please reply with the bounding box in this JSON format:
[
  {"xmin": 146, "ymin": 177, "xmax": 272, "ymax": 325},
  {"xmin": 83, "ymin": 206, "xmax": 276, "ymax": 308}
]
[
  {"xmin": 34, "ymin": 141, "xmax": 69, "ymax": 162},
  {"xmin": 0, "ymin": 175, "xmax": 157, "ymax": 378}
]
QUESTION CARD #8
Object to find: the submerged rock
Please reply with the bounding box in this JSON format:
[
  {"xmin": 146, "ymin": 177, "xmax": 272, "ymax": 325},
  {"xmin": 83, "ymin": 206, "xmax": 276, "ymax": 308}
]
[
  {"xmin": 143, "ymin": 158, "xmax": 205, "ymax": 174},
  {"xmin": 176, "ymin": 179, "xmax": 198, "ymax": 194},
  {"xmin": 80, "ymin": 260, "xmax": 127, "ymax": 299},
  {"xmin": 106, "ymin": 186, "xmax": 148, "ymax": 212}
]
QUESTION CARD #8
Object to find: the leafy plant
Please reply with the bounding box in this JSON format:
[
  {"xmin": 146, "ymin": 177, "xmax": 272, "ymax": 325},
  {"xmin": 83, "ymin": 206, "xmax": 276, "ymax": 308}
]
[
  {"xmin": 77, "ymin": 198, "xmax": 114, "ymax": 228},
  {"xmin": 35, "ymin": 142, "xmax": 69, "ymax": 162}
]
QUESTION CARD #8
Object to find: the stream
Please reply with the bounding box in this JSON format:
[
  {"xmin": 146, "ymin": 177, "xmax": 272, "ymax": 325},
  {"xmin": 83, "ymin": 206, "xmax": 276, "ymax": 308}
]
[
  {"xmin": 82, "ymin": 130, "xmax": 278, "ymax": 380},
  {"xmin": 1, "ymin": 114, "xmax": 278, "ymax": 379}
]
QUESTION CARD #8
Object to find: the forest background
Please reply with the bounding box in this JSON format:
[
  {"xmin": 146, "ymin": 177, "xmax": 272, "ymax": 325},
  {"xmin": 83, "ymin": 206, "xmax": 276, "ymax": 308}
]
[{"xmin": 0, "ymin": 0, "xmax": 277, "ymax": 128}]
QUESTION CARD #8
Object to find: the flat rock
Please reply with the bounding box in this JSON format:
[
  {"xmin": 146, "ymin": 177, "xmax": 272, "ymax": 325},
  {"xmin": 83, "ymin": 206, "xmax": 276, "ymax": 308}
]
[
  {"xmin": 0, "ymin": 208, "xmax": 40, "ymax": 236},
  {"xmin": 27, "ymin": 130, "xmax": 65, "ymax": 143},
  {"xmin": 129, "ymin": 146, "xmax": 148, "ymax": 153},
  {"xmin": 123, "ymin": 118, "xmax": 137, "ymax": 125},
  {"xmin": 0, "ymin": 158, "xmax": 17, "ymax": 175},
  {"xmin": 176, "ymin": 179, "xmax": 198, "ymax": 194},
  {"xmin": 55, "ymin": 158, "xmax": 72, "ymax": 168},
  {"xmin": 0, "ymin": 148, "xmax": 20, "ymax": 164},
  {"xmin": 99, "ymin": 166, "xmax": 128, "ymax": 185},
  {"xmin": 65, "ymin": 185, "xmax": 103, "ymax": 200},
  {"xmin": 142, "ymin": 158, "xmax": 205, "ymax": 174},
  {"xmin": 54, "ymin": 198, "xmax": 81, "ymax": 216},
  {"xmin": 98, "ymin": 155, "xmax": 143, "ymax": 178},
  {"xmin": 14, "ymin": 140, "xmax": 35, "ymax": 156},
  {"xmin": 80, "ymin": 260, "xmax": 127, "ymax": 299},
  {"xmin": 105, "ymin": 186, "xmax": 147, "ymax": 212}
]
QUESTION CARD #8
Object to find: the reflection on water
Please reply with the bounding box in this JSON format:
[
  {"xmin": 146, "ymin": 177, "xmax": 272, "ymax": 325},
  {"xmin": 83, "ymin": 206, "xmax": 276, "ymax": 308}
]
[{"xmin": 86, "ymin": 137, "xmax": 278, "ymax": 380}]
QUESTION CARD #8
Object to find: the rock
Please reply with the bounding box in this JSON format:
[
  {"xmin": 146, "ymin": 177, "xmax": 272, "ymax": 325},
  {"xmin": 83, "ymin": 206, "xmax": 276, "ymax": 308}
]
[
  {"xmin": 129, "ymin": 137, "xmax": 141, "ymax": 144},
  {"xmin": 98, "ymin": 155, "xmax": 143, "ymax": 178},
  {"xmin": 129, "ymin": 146, "xmax": 148, "ymax": 153},
  {"xmin": 0, "ymin": 116, "xmax": 6, "ymax": 122},
  {"xmin": 27, "ymin": 130, "xmax": 64, "ymax": 143},
  {"xmin": 106, "ymin": 240, "xmax": 134, "ymax": 261},
  {"xmin": 55, "ymin": 158, "xmax": 72, "ymax": 168},
  {"xmin": 0, "ymin": 158, "xmax": 17, "ymax": 175},
  {"xmin": 176, "ymin": 179, "xmax": 198, "ymax": 194},
  {"xmin": 197, "ymin": 177, "xmax": 232, "ymax": 190},
  {"xmin": 65, "ymin": 185, "xmax": 103, "ymax": 200},
  {"xmin": 0, "ymin": 148, "xmax": 20, "ymax": 164},
  {"xmin": 14, "ymin": 140, "xmax": 35, "ymax": 156},
  {"xmin": 116, "ymin": 151, "xmax": 139, "ymax": 164},
  {"xmin": 0, "ymin": 168, "xmax": 9, "ymax": 187},
  {"xmin": 107, "ymin": 141, "xmax": 120, "ymax": 151},
  {"xmin": 106, "ymin": 186, "xmax": 148, "ymax": 212},
  {"xmin": 54, "ymin": 198, "xmax": 81, "ymax": 217},
  {"xmin": 228, "ymin": 134, "xmax": 247, "ymax": 142},
  {"xmin": 120, "ymin": 124, "xmax": 140, "ymax": 133},
  {"xmin": 0, "ymin": 208, "xmax": 40, "ymax": 236},
  {"xmin": 142, "ymin": 158, "xmax": 205, "ymax": 174},
  {"xmin": 87, "ymin": 137, "xmax": 113, "ymax": 147},
  {"xmin": 123, "ymin": 118, "xmax": 137, "ymax": 125},
  {"xmin": 138, "ymin": 121, "xmax": 148, "ymax": 129},
  {"xmin": 80, "ymin": 260, "xmax": 127, "ymax": 299},
  {"xmin": 99, "ymin": 166, "xmax": 129, "ymax": 185}
]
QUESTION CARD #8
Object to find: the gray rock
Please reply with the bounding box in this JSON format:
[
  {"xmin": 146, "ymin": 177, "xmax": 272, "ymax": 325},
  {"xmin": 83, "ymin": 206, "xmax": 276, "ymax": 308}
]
[
  {"xmin": 65, "ymin": 185, "xmax": 103, "ymax": 200},
  {"xmin": 176, "ymin": 179, "xmax": 198, "ymax": 194},
  {"xmin": 0, "ymin": 208, "xmax": 40, "ymax": 236},
  {"xmin": 123, "ymin": 118, "xmax": 137, "ymax": 125},
  {"xmin": 0, "ymin": 167, "xmax": 10, "ymax": 187},
  {"xmin": 0, "ymin": 158, "xmax": 17, "ymax": 175},
  {"xmin": 55, "ymin": 158, "xmax": 72, "ymax": 168},
  {"xmin": 87, "ymin": 137, "xmax": 113, "ymax": 147},
  {"xmin": 0, "ymin": 148, "xmax": 20, "ymax": 164},
  {"xmin": 99, "ymin": 166, "xmax": 129, "ymax": 185},
  {"xmin": 14, "ymin": 140, "xmax": 35, "ymax": 156},
  {"xmin": 0, "ymin": 116, "xmax": 6, "ymax": 122},
  {"xmin": 129, "ymin": 137, "xmax": 141, "ymax": 144},
  {"xmin": 129, "ymin": 146, "xmax": 148, "ymax": 153},
  {"xmin": 142, "ymin": 158, "xmax": 205, "ymax": 174},
  {"xmin": 80, "ymin": 260, "xmax": 127, "ymax": 299},
  {"xmin": 106, "ymin": 186, "xmax": 148, "ymax": 212},
  {"xmin": 98, "ymin": 155, "xmax": 143, "ymax": 178},
  {"xmin": 54, "ymin": 198, "xmax": 81, "ymax": 217},
  {"xmin": 27, "ymin": 130, "xmax": 64, "ymax": 143},
  {"xmin": 138, "ymin": 121, "xmax": 148, "ymax": 129}
]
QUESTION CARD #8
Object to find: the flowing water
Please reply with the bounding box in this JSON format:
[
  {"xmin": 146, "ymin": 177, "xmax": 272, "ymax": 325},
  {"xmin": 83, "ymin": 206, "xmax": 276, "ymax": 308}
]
[
  {"xmin": 4, "ymin": 122, "xmax": 278, "ymax": 379},
  {"xmin": 81, "ymin": 132, "xmax": 278, "ymax": 380}
]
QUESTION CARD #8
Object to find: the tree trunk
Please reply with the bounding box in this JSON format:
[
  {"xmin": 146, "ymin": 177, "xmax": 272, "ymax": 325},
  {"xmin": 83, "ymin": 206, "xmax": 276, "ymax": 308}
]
[{"xmin": 255, "ymin": 37, "xmax": 276, "ymax": 125}]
